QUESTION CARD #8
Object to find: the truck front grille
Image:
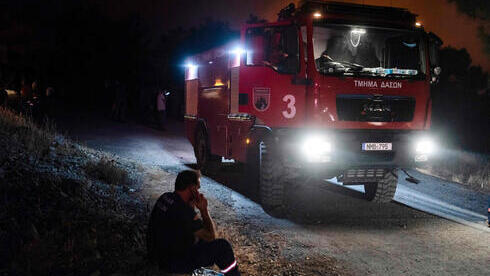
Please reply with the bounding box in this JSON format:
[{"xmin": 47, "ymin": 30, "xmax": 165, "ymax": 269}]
[
  {"xmin": 336, "ymin": 94, "xmax": 415, "ymax": 122},
  {"xmin": 339, "ymin": 168, "xmax": 386, "ymax": 183}
]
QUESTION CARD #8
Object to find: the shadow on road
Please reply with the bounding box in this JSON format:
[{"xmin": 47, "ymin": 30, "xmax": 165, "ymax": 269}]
[{"xmin": 186, "ymin": 162, "xmax": 431, "ymax": 228}]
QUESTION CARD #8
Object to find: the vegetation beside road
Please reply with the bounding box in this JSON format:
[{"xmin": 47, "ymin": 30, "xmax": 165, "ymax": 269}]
[
  {"xmin": 419, "ymin": 150, "xmax": 490, "ymax": 194},
  {"xmin": 0, "ymin": 107, "xmax": 148, "ymax": 275}
]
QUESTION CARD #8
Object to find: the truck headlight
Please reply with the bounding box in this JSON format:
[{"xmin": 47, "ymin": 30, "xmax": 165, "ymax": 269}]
[
  {"xmin": 302, "ymin": 136, "xmax": 332, "ymax": 162},
  {"xmin": 415, "ymin": 138, "xmax": 436, "ymax": 154}
]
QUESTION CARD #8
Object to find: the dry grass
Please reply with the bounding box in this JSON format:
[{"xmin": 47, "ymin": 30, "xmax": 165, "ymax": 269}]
[
  {"xmin": 84, "ymin": 157, "xmax": 130, "ymax": 186},
  {"xmin": 0, "ymin": 107, "xmax": 57, "ymax": 160},
  {"xmin": 0, "ymin": 107, "xmax": 130, "ymax": 187},
  {"xmin": 419, "ymin": 150, "xmax": 490, "ymax": 193}
]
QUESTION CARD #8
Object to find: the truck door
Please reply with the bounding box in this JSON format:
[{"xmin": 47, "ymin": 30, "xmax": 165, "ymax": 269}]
[
  {"xmin": 238, "ymin": 23, "xmax": 307, "ymax": 128},
  {"xmin": 198, "ymin": 55, "xmax": 229, "ymax": 158}
]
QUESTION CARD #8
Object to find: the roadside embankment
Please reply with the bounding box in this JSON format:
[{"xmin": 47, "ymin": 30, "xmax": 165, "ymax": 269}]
[
  {"xmin": 0, "ymin": 107, "xmax": 148, "ymax": 275},
  {"xmin": 418, "ymin": 150, "xmax": 490, "ymax": 194}
]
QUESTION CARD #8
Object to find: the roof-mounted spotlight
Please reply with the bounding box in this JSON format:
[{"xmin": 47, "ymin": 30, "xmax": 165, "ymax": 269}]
[
  {"xmin": 184, "ymin": 61, "xmax": 198, "ymax": 80},
  {"xmin": 230, "ymin": 46, "xmax": 246, "ymax": 56},
  {"xmin": 185, "ymin": 62, "xmax": 198, "ymax": 69},
  {"xmin": 230, "ymin": 46, "xmax": 247, "ymax": 68}
]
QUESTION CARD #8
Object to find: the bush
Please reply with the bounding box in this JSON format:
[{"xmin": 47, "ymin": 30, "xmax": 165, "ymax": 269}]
[
  {"xmin": 0, "ymin": 107, "xmax": 56, "ymax": 160},
  {"xmin": 421, "ymin": 150, "xmax": 490, "ymax": 193},
  {"xmin": 84, "ymin": 157, "xmax": 130, "ymax": 186}
]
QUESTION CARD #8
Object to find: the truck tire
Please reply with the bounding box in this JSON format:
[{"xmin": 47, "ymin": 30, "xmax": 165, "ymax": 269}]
[
  {"xmin": 259, "ymin": 140, "xmax": 288, "ymax": 218},
  {"xmin": 364, "ymin": 170, "xmax": 398, "ymax": 203},
  {"xmin": 194, "ymin": 128, "xmax": 219, "ymax": 174},
  {"xmin": 244, "ymin": 140, "xmax": 260, "ymax": 194}
]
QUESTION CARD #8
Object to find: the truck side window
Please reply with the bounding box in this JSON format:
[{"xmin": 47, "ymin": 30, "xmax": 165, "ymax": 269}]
[{"xmin": 246, "ymin": 25, "xmax": 299, "ymax": 74}]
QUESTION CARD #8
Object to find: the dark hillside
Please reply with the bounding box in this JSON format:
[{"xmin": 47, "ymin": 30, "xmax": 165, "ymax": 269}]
[{"xmin": 0, "ymin": 107, "xmax": 148, "ymax": 275}]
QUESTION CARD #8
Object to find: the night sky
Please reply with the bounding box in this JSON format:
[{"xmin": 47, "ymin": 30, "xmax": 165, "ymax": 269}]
[{"xmin": 101, "ymin": 0, "xmax": 489, "ymax": 72}]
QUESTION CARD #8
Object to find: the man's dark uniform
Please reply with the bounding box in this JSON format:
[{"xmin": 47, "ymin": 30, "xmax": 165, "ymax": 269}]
[{"xmin": 148, "ymin": 192, "xmax": 237, "ymax": 274}]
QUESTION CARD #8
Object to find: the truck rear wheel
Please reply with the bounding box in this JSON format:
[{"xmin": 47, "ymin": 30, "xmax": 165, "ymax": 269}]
[
  {"xmin": 259, "ymin": 140, "xmax": 288, "ymax": 218},
  {"xmin": 364, "ymin": 169, "xmax": 398, "ymax": 203},
  {"xmin": 194, "ymin": 128, "xmax": 219, "ymax": 174}
]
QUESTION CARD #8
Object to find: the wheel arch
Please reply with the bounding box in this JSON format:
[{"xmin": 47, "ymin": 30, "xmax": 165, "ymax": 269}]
[{"xmin": 249, "ymin": 125, "xmax": 273, "ymax": 145}]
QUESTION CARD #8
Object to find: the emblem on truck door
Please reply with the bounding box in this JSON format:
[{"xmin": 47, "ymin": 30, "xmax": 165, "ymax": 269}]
[{"xmin": 253, "ymin": 87, "xmax": 270, "ymax": 111}]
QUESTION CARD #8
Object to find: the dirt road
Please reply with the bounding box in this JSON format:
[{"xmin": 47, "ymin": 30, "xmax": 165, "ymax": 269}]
[{"xmin": 59, "ymin": 112, "xmax": 490, "ymax": 275}]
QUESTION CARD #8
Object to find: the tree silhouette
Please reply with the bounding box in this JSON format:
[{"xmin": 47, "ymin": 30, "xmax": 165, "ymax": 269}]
[
  {"xmin": 439, "ymin": 47, "xmax": 472, "ymax": 80},
  {"xmin": 246, "ymin": 14, "xmax": 267, "ymax": 24},
  {"xmin": 447, "ymin": 0, "xmax": 489, "ymax": 20},
  {"xmin": 447, "ymin": 0, "xmax": 490, "ymax": 56},
  {"xmin": 432, "ymin": 46, "xmax": 489, "ymax": 152}
]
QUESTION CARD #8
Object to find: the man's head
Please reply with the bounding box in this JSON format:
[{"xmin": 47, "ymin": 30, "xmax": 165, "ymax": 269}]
[{"xmin": 174, "ymin": 170, "xmax": 201, "ymax": 203}]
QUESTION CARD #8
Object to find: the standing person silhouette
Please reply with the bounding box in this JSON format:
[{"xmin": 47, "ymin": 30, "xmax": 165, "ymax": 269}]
[{"xmin": 156, "ymin": 90, "xmax": 167, "ymax": 130}]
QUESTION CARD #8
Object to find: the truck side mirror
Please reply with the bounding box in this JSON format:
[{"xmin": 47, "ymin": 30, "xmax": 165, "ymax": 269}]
[
  {"xmin": 427, "ymin": 32, "xmax": 442, "ymax": 84},
  {"xmin": 431, "ymin": 66, "xmax": 442, "ymax": 85},
  {"xmin": 433, "ymin": 66, "xmax": 441, "ymax": 76}
]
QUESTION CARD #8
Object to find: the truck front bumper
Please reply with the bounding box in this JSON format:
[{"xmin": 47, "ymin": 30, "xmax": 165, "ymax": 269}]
[{"xmin": 276, "ymin": 129, "xmax": 436, "ymax": 179}]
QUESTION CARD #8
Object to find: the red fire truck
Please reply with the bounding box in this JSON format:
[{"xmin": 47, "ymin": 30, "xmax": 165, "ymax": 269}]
[{"xmin": 184, "ymin": 1, "xmax": 442, "ymax": 217}]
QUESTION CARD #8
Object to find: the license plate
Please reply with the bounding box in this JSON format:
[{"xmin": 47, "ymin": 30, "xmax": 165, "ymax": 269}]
[{"xmin": 362, "ymin": 142, "xmax": 392, "ymax": 151}]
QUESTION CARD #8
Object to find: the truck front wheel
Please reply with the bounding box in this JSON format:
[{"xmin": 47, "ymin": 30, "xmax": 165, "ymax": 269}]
[
  {"xmin": 364, "ymin": 169, "xmax": 398, "ymax": 203},
  {"xmin": 194, "ymin": 128, "xmax": 219, "ymax": 174},
  {"xmin": 259, "ymin": 140, "xmax": 288, "ymax": 218}
]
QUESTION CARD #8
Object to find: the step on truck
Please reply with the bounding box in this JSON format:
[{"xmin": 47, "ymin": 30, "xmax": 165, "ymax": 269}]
[{"xmin": 184, "ymin": 0, "xmax": 442, "ymax": 217}]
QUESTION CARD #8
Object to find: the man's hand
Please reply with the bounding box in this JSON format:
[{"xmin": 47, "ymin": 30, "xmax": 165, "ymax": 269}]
[
  {"xmin": 194, "ymin": 193, "xmax": 216, "ymax": 241},
  {"xmin": 195, "ymin": 193, "xmax": 208, "ymax": 212}
]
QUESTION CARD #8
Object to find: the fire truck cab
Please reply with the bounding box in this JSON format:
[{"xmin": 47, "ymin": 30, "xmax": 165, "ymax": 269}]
[{"xmin": 184, "ymin": 1, "xmax": 442, "ymax": 217}]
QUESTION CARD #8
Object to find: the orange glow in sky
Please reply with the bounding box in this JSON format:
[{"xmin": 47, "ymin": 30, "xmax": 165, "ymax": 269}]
[{"xmin": 109, "ymin": 0, "xmax": 490, "ymax": 71}]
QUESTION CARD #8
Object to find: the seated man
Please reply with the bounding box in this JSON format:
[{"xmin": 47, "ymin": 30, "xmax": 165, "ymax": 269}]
[{"xmin": 148, "ymin": 170, "xmax": 240, "ymax": 276}]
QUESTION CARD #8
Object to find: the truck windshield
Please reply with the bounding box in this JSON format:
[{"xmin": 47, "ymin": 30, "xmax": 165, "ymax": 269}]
[{"xmin": 313, "ymin": 25, "xmax": 426, "ymax": 79}]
